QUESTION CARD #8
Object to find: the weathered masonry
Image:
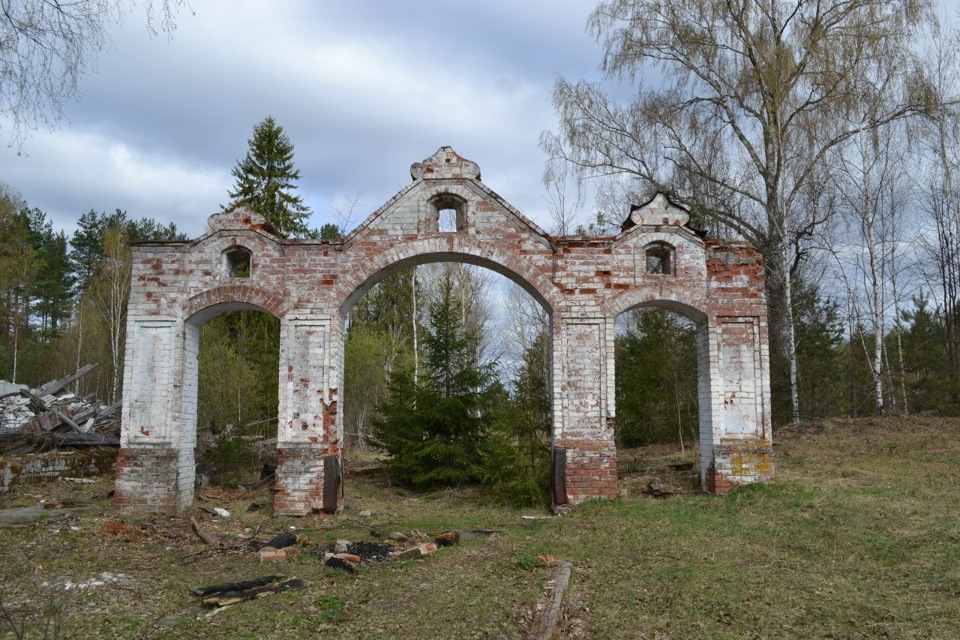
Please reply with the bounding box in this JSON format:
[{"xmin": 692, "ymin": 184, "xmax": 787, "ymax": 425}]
[{"xmin": 116, "ymin": 147, "xmax": 773, "ymax": 515}]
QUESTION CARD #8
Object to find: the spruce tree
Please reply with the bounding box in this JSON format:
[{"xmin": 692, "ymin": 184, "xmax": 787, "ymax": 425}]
[
  {"xmin": 227, "ymin": 116, "xmax": 313, "ymax": 238},
  {"xmin": 370, "ymin": 267, "xmax": 499, "ymax": 488},
  {"xmin": 483, "ymin": 330, "xmax": 553, "ymax": 506}
]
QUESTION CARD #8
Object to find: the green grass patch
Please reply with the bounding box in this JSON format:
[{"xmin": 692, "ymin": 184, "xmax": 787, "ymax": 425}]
[{"xmin": 1, "ymin": 417, "xmax": 959, "ymax": 638}]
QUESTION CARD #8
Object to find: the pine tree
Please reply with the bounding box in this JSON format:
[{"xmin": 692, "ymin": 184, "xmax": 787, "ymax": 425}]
[
  {"xmin": 370, "ymin": 267, "xmax": 499, "ymax": 488},
  {"xmin": 227, "ymin": 116, "xmax": 313, "ymax": 238}
]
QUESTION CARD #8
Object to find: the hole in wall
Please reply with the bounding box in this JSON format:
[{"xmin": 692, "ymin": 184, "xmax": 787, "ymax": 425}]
[
  {"xmin": 224, "ymin": 246, "xmax": 252, "ymax": 278},
  {"xmin": 645, "ymin": 243, "xmax": 674, "ymax": 275},
  {"xmin": 438, "ymin": 208, "xmax": 458, "ymax": 232}
]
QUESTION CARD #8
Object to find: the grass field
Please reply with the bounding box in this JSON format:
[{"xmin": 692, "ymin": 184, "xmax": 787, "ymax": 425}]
[{"xmin": 2, "ymin": 416, "xmax": 959, "ymax": 639}]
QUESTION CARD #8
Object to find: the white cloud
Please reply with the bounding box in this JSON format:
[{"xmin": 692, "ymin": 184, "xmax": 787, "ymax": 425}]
[
  {"xmin": 1, "ymin": 127, "xmax": 227, "ymax": 236},
  {"xmin": 0, "ymin": 1, "xmax": 603, "ymax": 238}
]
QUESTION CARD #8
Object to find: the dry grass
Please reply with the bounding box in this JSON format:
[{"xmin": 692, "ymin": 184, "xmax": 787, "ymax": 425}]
[{"xmin": 2, "ymin": 416, "xmax": 959, "ymax": 639}]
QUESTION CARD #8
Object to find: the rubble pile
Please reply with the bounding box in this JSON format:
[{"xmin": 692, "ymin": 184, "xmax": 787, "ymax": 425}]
[{"xmin": 0, "ymin": 364, "xmax": 120, "ymax": 453}]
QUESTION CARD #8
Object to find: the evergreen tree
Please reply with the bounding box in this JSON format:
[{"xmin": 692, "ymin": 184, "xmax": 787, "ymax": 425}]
[
  {"xmin": 790, "ymin": 281, "xmax": 846, "ymax": 421},
  {"xmin": 370, "ymin": 268, "xmax": 499, "ymax": 488},
  {"xmin": 900, "ymin": 293, "xmax": 954, "ymax": 414},
  {"xmin": 227, "ymin": 116, "xmax": 313, "ymax": 238},
  {"xmin": 319, "ymin": 223, "xmax": 341, "ymax": 240},
  {"xmin": 24, "ymin": 211, "xmax": 73, "ymax": 335},
  {"xmin": 483, "ymin": 330, "xmax": 553, "ymax": 506},
  {"xmin": 615, "ymin": 307, "xmax": 698, "ymax": 447}
]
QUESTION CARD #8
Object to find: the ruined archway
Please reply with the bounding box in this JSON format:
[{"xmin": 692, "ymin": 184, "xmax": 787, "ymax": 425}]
[
  {"xmin": 337, "ymin": 251, "xmax": 555, "ymax": 499},
  {"xmin": 117, "ymin": 148, "xmax": 773, "ymax": 515}
]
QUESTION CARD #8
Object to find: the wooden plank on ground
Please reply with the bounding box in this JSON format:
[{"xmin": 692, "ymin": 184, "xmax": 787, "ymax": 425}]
[{"xmin": 525, "ymin": 561, "xmax": 573, "ymax": 640}]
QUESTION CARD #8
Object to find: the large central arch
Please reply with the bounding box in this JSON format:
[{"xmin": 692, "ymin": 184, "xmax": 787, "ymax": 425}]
[{"xmin": 115, "ymin": 147, "xmax": 773, "ymax": 515}]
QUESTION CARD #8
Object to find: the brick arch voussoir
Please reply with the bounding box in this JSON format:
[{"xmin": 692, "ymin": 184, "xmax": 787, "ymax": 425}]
[
  {"xmin": 184, "ymin": 284, "xmax": 287, "ymax": 321},
  {"xmin": 606, "ymin": 287, "xmax": 709, "ymax": 324},
  {"xmin": 336, "ymin": 236, "xmax": 561, "ymax": 314}
]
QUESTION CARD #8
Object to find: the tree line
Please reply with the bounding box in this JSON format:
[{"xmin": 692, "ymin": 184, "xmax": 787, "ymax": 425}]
[
  {"xmin": 543, "ymin": 0, "xmax": 960, "ymax": 421},
  {"xmin": 0, "ymin": 190, "xmax": 184, "ymax": 400},
  {"xmin": 4, "ymin": 0, "xmax": 960, "ymax": 503}
]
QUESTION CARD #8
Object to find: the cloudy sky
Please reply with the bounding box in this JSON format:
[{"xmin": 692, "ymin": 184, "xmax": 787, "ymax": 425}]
[{"xmin": 0, "ymin": 1, "xmax": 607, "ymax": 239}]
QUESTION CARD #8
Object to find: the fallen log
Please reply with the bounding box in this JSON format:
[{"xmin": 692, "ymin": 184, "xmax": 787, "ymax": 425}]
[
  {"xmin": 190, "ymin": 517, "xmax": 220, "ymax": 546},
  {"xmin": 190, "ymin": 574, "xmax": 304, "ymax": 607},
  {"xmin": 202, "ymin": 578, "xmax": 304, "ymax": 607}
]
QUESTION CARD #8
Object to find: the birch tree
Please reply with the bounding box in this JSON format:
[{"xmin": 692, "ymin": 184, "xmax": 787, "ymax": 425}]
[
  {"xmin": 917, "ymin": 23, "xmax": 960, "ymax": 406},
  {"xmin": 827, "ymin": 119, "xmax": 911, "ymax": 415},
  {"xmin": 543, "ymin": 0, "xmax": 935, "ymax": 422},
  {"xmin": 0, "ymin": 0, "xmax": 187, "ymax": 148},
  {"xmin": 90, "ymin": 223, "xmax": 130, "ymax": 403}
]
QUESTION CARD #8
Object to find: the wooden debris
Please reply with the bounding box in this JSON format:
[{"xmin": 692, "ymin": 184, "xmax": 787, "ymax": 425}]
[
  {"xmin": 35, "ymin": 364, "xmax": 99, "ymax": 397},
  {"xmin": 262, "ymin": 531, "xmax": 297, "ymax": 550},
  {"xmin": 325, "ymin": 556, "xmax": 357, "ymax": 575},
  {"xmin": 200, "ymin": 577, "xmax": 304, "ymax": 607},
  {"xmin": 189, "ymin": 517, "xmax": 220, "ymax": 546},
  {"xmin": 1, "ymin": 364, "xmax": 119, "ymax": 454},
  {"xmin": 435, "ymin": 530, "xmax": 461, "ymax": 546},
  {"xmin": 526, "ymin": 561, "xmax": 573, "ymax": 640},
  {"xmin": 191, "ymin": 574, "xmax": 285, "ymax": 598}
]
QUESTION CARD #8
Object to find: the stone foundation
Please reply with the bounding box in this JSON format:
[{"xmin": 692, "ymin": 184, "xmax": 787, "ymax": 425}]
[{"xmin": 1, "ymin": 450, "xmax": 116, "ymax": 494}]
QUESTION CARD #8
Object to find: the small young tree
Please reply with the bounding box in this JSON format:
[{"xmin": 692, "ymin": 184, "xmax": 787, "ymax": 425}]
[
  {"xmin": 227, "ymin": 116, "xmax": 313, "ymax": 238},
  {"xmin": 370, "ymin": 267, "xmax": 500, "ymax": 488}
]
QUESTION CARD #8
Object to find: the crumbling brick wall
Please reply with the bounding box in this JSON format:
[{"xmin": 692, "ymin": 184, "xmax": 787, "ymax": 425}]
[{"xmin": 116, "ymin": 147, "xmax": 773, "ymax": 515}]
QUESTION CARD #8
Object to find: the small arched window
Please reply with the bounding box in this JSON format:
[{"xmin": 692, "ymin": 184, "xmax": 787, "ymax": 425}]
[
  {"xmin": 645, "ymin": 242, "xmax": 674, "ymax": 275},
  {"xmin": 224, "ymin": 245, "xmax": 252, "ymax": 278}
]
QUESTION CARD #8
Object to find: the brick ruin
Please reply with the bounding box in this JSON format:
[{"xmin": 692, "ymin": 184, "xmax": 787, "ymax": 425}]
[{"xmin": 115, "ymin": 146, "xmax": 773, "ymax": 515}]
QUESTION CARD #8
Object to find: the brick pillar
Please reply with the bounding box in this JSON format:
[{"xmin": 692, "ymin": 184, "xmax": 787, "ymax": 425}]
[
  {"xmin": 275, "ymin": 317, "xmax": 342, "ymax": 515},
  {"xmin": 114, "ymin": 447, "xmax": 179, "ymax": 514},
  {"xmin": 116, "ymin": 319, "xmax": 195, "ymax": 513},
  {"xmin": 553, "ymin": 315, "xmax": 618, "ymax": 506},
  {"xmin": 701, "ymin": 316, "xmax": 775, "ymax": 492}
]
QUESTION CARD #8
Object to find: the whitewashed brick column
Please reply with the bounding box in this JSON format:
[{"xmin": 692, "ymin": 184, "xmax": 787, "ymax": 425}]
[
  {"xmin": 552, "ymin": 315, "xmax": 618, "ymax": 505},
  {"xmin": 703, "ymin": 316, "xmax": 774, "ymax": 492},
  {"xmin": 115, "ymin": 318, "xmax": 187, "ymax": 513},
  {"xmin": 274, "ymin": 316, "xmax": 343, "ymax": 515}
]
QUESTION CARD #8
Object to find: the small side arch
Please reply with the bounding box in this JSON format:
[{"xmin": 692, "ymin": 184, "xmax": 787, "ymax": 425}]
[{"xmin": 184, "ymin": 284, "xmax": 287, "ymax": 325}]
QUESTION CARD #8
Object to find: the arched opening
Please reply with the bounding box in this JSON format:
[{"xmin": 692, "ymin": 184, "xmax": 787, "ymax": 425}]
[
  {"xmin": 339, "ymin": 255, "xmax": 554, "ymax": 507},
  {"xmin": 186, "ymin": 301, "xmax": 281, "ymax": 488},
  {"xmin": 614, "ymin": 301, "xmax": 704, "ymax": 495},
  {"xmin": 644, "ymin": 242, "xmax": 675, "ymax": 275},
  {"xmin": 223, "ymin": 245, "xmax": 253, "ymax": 278}
]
